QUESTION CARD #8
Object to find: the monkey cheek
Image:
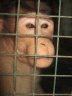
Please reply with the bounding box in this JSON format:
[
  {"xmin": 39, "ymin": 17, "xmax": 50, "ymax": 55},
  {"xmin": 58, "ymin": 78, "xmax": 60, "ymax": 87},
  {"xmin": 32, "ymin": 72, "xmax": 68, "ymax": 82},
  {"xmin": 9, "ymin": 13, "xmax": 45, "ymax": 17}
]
[
  {"xmin": 28, "ymin": 57, "xmax": 53, "ymax": 68},
  {"xmin": 27, "ymin": 41, "xmax": 55, "ymax": 68}
]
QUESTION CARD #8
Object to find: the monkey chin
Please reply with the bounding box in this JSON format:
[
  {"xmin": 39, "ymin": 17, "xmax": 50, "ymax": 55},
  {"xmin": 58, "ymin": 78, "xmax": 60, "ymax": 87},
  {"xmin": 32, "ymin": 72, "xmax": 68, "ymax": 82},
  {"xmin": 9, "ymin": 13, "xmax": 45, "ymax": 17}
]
[{"xmin": 28, "ymin": 57, "xmax": 54, "ymax": 68}]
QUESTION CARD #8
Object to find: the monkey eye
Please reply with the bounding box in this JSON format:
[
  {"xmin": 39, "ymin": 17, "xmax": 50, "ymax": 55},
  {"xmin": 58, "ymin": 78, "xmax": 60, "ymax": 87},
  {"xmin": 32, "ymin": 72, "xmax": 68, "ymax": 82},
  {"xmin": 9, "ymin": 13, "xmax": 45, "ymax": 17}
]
[
  {"xmin": 41, "ymin": 23, "xmax": 48, "ymax": 29},
  {"xmin": 26, "ymin": 23, "xmax": 35, "ymax": 29}
]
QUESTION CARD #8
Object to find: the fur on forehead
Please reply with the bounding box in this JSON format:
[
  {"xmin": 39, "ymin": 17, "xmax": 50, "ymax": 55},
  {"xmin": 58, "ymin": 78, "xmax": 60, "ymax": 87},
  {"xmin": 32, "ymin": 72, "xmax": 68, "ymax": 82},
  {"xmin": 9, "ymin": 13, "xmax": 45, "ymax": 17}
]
[
  {"xmin": 21, "ymin": 0, "xmax": 52, "ymax": 15},
  {"xmin": 0, "ymin": 0, "xmax": 52, "ymax": 15}
]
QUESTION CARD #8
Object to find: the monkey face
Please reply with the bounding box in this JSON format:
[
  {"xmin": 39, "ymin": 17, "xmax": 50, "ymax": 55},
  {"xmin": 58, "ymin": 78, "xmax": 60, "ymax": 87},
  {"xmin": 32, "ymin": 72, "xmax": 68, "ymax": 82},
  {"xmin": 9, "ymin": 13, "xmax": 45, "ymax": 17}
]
[{"xmin": 17, "ymin": 15, "xmax": 55, "ymax": 68}]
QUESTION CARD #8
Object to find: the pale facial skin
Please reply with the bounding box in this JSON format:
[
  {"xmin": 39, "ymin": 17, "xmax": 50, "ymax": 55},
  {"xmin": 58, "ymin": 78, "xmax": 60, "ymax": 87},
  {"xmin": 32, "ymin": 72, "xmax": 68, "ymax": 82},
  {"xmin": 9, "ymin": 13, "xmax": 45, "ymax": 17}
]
[{"xmin": 17, "ymin": 15, "xmax": 55, "ymax": 68}]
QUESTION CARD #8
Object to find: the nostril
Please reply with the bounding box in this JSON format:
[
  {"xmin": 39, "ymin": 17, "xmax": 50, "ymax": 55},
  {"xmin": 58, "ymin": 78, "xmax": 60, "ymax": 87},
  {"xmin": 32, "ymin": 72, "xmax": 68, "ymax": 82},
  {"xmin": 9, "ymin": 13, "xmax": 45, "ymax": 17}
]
[{"xmin": 41, "ymin": 23, "xmax": 48, "ymax": 28}]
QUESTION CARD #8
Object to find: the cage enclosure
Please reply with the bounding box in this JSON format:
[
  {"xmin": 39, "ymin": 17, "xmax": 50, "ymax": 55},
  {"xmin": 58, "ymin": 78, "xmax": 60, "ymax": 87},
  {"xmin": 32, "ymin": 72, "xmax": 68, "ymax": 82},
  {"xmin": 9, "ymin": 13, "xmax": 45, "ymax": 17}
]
[{"xmin": 0, "ymin": 0, "xmax": 72, "ymax": 96}]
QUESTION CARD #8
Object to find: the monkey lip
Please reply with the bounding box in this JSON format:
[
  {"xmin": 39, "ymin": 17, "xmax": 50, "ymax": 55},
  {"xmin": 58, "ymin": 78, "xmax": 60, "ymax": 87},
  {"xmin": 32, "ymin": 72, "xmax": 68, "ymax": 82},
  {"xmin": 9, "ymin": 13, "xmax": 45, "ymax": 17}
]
[
  {"xmin": 28, "ymin": 56, "xmax": 52, "ymax": 59},
  {"xmin": 28, "ymin": 56, "xmax": 53, "ymax": 68}
]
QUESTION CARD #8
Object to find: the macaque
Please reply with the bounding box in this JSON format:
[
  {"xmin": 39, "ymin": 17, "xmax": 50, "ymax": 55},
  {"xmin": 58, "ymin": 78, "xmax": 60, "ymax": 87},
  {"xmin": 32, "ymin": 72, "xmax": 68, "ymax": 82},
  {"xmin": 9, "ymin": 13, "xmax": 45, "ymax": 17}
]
[{"xmin": 0, "ymin": 0, "xmax": 55, "ymax": 95}]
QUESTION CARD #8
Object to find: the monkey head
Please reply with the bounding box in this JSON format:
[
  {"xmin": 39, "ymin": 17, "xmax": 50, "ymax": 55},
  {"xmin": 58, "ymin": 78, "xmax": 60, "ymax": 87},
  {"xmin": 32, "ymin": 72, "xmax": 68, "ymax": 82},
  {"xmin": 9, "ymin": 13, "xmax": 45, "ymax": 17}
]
[{"xmin": 3, "ymin": 0, "xmax": 55, "ymax": 68}]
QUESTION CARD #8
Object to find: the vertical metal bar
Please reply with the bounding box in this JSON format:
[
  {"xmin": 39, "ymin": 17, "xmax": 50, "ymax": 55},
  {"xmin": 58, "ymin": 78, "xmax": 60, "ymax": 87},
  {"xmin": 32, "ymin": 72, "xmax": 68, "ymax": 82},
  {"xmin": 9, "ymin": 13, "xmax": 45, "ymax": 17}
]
[
  {"xmin": 53, "ymin": 0, "xmax": 62, "ymax": 95},
  {"xmin": 13, "ymin": 0, "xmax": 20, "ymax": 96},
  {"xmin": 32, "ymin": 0, "xmax": 40, "ymax": 95}
]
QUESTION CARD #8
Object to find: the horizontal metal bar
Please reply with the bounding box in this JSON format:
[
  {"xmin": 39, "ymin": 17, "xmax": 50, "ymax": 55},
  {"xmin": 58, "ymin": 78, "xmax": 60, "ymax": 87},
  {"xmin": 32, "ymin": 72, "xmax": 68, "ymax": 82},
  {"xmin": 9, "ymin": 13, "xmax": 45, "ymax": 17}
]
[
  {"xmin": 0, "ymin": 12, "xmax": 72, "ymax": 18},
  {"xmin": 0, "ymin": 74, "xmax": 72, "ymax": 77},
  {"xmin": 0, "ymin": 33, "xmax": 72, "ymax": 39},
  {"xmin": 1, "ymin": 93, "xmax": 72, "ymax": 96},
  {"xmin": 0, "ymin": 53, "xmax": 72, "ymax": 58}
]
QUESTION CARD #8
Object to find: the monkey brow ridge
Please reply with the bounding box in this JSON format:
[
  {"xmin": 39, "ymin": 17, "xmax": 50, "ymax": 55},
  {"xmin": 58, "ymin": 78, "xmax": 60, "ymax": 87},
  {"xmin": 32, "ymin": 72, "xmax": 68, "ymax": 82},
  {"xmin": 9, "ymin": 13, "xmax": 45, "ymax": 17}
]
[{"xmin": 24, "ymin": 12, "xmax": 50, "ymax": 18}]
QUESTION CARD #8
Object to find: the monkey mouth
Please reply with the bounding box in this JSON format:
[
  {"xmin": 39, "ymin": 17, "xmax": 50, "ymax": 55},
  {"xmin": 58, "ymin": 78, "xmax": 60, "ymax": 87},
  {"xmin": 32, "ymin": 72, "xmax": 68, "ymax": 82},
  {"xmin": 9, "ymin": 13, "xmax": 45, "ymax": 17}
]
[
  {"xmin": 28, "ymin": 56, "xmax": 52, "ymax": 59},
  {"xmin": 28, "ymin": 56, "xmax": 53, "ymax": 68}
]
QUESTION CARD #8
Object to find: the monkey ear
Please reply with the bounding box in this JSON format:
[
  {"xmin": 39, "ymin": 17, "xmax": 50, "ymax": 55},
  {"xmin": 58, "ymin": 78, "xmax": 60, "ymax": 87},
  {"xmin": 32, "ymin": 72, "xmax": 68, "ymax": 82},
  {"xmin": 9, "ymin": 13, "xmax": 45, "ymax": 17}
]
[{"xmin": 0, "ymin": 18, "xmax": 4, "ymax": 32}]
